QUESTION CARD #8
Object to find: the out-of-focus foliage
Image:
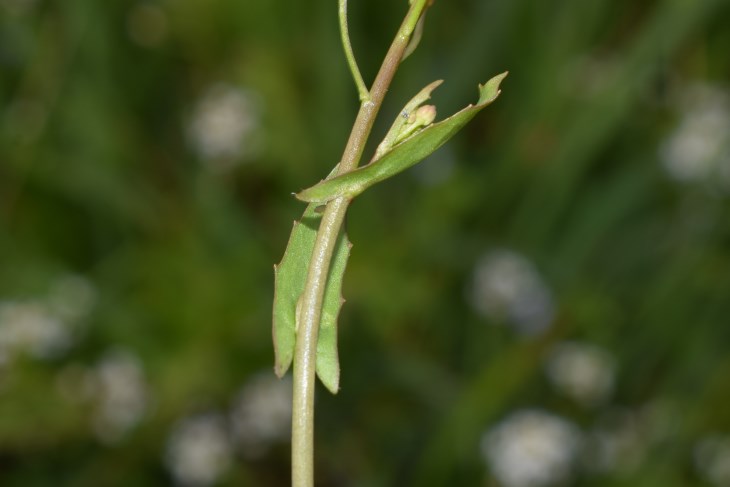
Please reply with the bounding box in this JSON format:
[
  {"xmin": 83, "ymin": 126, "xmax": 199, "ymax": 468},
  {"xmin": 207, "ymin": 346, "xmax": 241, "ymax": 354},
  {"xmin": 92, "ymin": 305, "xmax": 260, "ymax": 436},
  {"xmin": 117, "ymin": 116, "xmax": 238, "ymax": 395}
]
[{"xmin": 1, "ymin": 0, "xmax": 730, "ymax": 485}]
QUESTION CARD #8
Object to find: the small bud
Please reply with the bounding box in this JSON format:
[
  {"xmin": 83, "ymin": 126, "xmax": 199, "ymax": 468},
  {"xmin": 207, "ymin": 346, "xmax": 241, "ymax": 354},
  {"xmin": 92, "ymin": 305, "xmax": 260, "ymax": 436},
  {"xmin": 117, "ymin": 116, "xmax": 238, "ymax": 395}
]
[
  {"xmin": 391, "ymin": 104, "xmax": 438, "ymax": 145},
  {"xmin": 413, "ymin": 104, "xmax": 437, "ymax": 126}
]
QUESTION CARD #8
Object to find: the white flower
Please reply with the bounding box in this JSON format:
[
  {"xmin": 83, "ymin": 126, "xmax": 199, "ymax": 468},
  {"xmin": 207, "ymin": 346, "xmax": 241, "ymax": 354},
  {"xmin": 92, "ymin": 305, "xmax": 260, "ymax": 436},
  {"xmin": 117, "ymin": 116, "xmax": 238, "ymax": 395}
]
[
  {"xmin": 0, "ymin": 275, "xmax": 95, "ymax": 364},
  {"xmin": 695, "ymin": 435, "xmax": 730, "ymax": 487},
  {"xmin": 187, "ymin": 84, "xmax": 262, "ymax": 171},
  {"xmin": 0, "ymin": 300, "xmax": 71, "ymax": 360},
  {"xmin": 481, "ymin": 409, "xmax": 581, "ymax": 487},
  {"xmin": 660, "ymin": 83, "xmax": 730, "ymax": 191},
  {"xmin": 230, "ymin": 373, "xmax": 292, "ymax": 458},
  {"xmin": 545, "ymin": 342, "xmax": 615, "ymax": 406},
  {"xmin": 165, "ymin": 414, "xmax": 232, "ymax": 487},
  {"xmin": 92, "ymin": 349, "xmax": 148, "ymax": 443},
  {"xmin": 469, "ymin": 249, "xmax": 555, "ymax": 335}
]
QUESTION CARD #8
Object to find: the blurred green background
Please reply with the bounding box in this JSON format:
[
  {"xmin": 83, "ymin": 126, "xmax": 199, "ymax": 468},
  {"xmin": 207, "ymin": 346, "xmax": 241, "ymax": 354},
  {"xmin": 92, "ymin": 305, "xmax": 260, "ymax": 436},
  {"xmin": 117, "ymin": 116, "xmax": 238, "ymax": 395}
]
[{"xmin": 2, "ymin": 0, "xmax": 730, "ymax": 485}]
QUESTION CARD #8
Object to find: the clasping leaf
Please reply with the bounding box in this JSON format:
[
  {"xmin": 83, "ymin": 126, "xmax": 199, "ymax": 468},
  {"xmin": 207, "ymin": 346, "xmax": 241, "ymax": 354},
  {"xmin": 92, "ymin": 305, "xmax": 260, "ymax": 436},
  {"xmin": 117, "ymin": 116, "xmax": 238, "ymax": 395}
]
[
  {"xmin": 273, "ymin": 168, "xmax": 352, "ymax": 394},
  {"xmin": 296, "ymin": 71, "xmax": 508, "ymax": 204}
]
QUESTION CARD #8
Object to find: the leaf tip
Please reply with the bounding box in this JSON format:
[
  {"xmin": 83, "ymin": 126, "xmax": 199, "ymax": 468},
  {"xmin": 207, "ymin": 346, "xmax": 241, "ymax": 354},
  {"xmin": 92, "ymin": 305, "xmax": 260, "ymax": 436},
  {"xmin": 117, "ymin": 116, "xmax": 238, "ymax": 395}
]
[
  {"xmin": 478, "ymin": 71, "xmax": 509, "ymax": 105},
  {"xmin": 294, "ymin": 190, "xmax": 314, "ymax": 203},
  {"xmin": 321, "ymin": 375, "xmax": 340, "ymax": 394},
  {"xmin": 428, "ymin": 79, "xmax": 445, "ymax": 92},
  {"xmin": 272, "ymin": 329, "xmax": 293, "ymax": 378},
  {"xmin": 274, "ymin": 363, "xmax": 290, "ymax": 379}
]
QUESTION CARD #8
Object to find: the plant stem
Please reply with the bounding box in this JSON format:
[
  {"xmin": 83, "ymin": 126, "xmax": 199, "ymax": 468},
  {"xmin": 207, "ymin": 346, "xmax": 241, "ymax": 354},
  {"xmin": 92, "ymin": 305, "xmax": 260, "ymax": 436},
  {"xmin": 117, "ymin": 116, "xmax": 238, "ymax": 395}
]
[
  {"xmin": 291, "ymin": 2, "xmax": 430, "ymax": 486},
  {"xmin": 339, "ymin": 0, "xmax": 369, "ymax": 102}
]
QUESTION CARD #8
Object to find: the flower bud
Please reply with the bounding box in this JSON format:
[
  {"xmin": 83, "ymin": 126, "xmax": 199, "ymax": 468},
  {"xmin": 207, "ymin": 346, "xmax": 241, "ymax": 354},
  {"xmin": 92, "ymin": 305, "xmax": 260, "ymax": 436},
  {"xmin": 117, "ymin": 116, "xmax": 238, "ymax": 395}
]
[{"xmin": 413, "ymin": 104, "xmax": 437, "ymax": 126}]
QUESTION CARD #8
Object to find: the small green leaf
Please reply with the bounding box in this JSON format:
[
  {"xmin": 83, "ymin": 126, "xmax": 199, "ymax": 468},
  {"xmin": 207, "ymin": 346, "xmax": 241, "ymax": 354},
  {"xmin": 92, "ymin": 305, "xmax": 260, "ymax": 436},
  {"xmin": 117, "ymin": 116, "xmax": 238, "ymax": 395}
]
[
  {"xmin": 296, "ymin": 71, "xmax": 508, "ymax": 204},
  {"xmin": 374, "ymin": 79, "xmax": 443, "ymax": 160},
  {"xmin": 273, "ymin": 167, "xmax": 351, "ymax": 394}
]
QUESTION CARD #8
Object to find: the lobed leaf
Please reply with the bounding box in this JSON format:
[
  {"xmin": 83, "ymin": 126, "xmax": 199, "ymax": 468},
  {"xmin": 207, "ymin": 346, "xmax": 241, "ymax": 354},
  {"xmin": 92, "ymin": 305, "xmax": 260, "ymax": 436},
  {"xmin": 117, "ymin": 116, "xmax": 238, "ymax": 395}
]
[
  {"xmin": 273, "ymin": 176, "xmax": 351, "ymax": 394},
  {"xmin": 296, "ymin": 71, "xmax": 508, "ymax": 204}
]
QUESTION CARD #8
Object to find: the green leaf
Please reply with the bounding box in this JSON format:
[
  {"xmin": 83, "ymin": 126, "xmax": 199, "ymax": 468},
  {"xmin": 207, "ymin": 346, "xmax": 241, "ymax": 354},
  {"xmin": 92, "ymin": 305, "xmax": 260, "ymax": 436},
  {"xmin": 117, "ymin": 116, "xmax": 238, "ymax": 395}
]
[
  {"xmin": 374, "ymin": 79, "xmax": 442, "ymax": 160},
  {"xmin": 315, "ymin": 228, "xmax": 350, "ymax": 393},
  {"xmin": 296, "ymin": 71, "xmax": 508, "ymax": 204},
  {"xmin": 273, "ymin": 176, "xmax": 351, "ymax": 394}
]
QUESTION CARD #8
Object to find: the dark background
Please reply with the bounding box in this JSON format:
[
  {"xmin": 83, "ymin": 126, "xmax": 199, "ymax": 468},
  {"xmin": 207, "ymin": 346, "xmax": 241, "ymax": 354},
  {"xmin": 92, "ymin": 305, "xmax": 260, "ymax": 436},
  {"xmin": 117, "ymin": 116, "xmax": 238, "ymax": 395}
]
[{"xmin": 2, "ymin": 0, "xmax": 730, "ymax": 485}]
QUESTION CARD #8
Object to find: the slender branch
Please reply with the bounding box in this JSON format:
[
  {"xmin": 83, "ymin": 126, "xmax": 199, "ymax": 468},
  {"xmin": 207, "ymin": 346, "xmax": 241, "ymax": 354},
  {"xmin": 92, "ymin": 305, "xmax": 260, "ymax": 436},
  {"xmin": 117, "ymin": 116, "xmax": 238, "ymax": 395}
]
[
  {"xmin": 291, "ymin": 2, "xmax": 430, "ymax": 486},
  {"xmin": 339, "ymin": 0, "xmax": 369, "ymax": 102}
]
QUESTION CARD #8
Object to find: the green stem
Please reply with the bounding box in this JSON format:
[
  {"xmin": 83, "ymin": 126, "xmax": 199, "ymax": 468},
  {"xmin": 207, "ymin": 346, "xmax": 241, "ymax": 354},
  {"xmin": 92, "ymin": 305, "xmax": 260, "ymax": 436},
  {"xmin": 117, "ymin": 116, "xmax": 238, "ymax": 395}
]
[
  {"xmin": 339, "ymin": 0, "xmax": 369, "ymax": 102},
  {"xmin": 291, "ymin": 2, "xmax": 430, "ymax": 486}
]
